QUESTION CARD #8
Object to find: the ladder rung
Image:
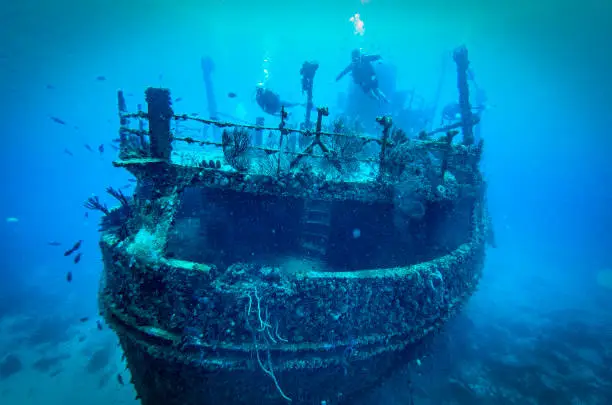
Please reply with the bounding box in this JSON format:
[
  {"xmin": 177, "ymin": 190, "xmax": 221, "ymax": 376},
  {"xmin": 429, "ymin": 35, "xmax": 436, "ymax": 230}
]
[
  {"xmin": 302, "ymin": 231, "xmax": 329, "ymax": 240},
  {"xmin": 306, "ymin": 208, "xmax": 331, "ymax": 215},
  {"xmin": 304, "ymin": 220, "xmax": 330, "ymax": 227},
  {"xmin": 301, "ymin": 242, "xmax": 327, "ymax": 255}
]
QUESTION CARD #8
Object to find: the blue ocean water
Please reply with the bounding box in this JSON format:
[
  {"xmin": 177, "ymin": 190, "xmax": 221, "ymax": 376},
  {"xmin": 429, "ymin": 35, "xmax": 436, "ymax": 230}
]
[{"xmin": 1, "ymin": 0, "xmax": 611, "ymax": 404}]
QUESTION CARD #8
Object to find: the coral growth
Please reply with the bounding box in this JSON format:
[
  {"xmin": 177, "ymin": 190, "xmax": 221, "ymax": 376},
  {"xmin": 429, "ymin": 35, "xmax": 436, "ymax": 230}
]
[
  {"xmin": 84, "ymin": 195, "xmax": 109, "ymax": 215},
  {"xmin": 322, "ymin": 118, "xmax": 365, "ymax": 176},
  {"xmin": 121, "ymin": 134, "xmax": 149, "ymax": 159},
  {"xmin": 125, "ymin": 228, "xmax": 164, "ymax": 264},
  {"xmin": 222, "ymin": 128, "xmax": 251, "ymax": 172},
  {"xmin": 383, "ymin": 128, "xmax": 415, "ymax": 179}
]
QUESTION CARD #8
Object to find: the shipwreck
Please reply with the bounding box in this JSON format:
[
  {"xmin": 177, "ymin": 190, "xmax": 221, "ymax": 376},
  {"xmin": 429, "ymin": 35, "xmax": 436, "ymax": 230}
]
[{"xmin": 96, "ymin": 46, "xmax": 493, "ymax": 404}]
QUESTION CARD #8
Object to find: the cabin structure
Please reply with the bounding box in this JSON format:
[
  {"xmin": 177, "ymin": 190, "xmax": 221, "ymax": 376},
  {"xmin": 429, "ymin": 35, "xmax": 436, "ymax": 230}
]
[{"xmin": 96, "ymin": 46, "xmax": 492, "ymax": 405}]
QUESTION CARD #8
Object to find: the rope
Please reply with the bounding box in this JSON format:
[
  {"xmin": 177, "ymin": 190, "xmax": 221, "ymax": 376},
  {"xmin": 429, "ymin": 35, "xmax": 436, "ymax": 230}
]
[
  {"xmin": 118, "ymin": 112, "xmax": 480, "ymax": 163},
  {"xmin": 121, "ymin": 112, "xmax": 382, "ymax": 144}
]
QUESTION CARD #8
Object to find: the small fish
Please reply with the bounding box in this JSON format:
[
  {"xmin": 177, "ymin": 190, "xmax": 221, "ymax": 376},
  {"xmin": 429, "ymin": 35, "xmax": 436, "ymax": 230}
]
[
  {"xmin": 51, "ymin": 116, "xmax": 66, "ymax": 125},
  {"xmin": 96, "ymin": 76, "xmax": 106, "ymax": 81},
  {"xmin": 191, "ymin": 113, "xmax": 200, "ymax": 116},
  {"xmin": 127, "ymin": 178, "xmax": 137, "ymax": 183},
  {"xmin": 79, "ymin": 317, "xmax": 89, "ymax": 323},
  {"xmin": 111, "ymin": 138, "xmax": 121, "ymax": 143},
  {"xmin": 96, "ymin": 320, "xmax": 103, "ymax": 330},
  {"xmin": 117, "ymin": 374, "xmax": 124, "ymax": 386},
  {"xmin": 5, "ymin": 217, "xmax": 18, "ymax": 223},
  {"xmin": 174, "ymin": 97, "xmax": 183, "ymax": 102},
  {"xmin": 109, "ymin": 144, "xmax": 118, "ymax": 151},
  {"xmin": 46, "ymin": 84, "xmax": 56, "ymax": 90},
  {"xmin": 121, "ymin": 352, "xmax": 126, "ymax": 361},
  {"xmin": 78, "ymin": 336, "xmax": 86, "ymax": 342},
  {"xmin": 63, "ymin": 148, "xmax": 73, "ymax": 156},
  {"xmin": 98, "ymin": 144, "xmax": 104, "ymax": 154},
  {"xmin": 66, "ymin": 271, "xmax": 72, "ymax": 282},
  {"xmin": 47, "ymin": 241, "xmax": 62, "ymax": 246},
  {"xmin": 64, "ymin": 240, "xmax": 83, "ymax": 256},
  {"xmin": 121, "ymin": 184, "xmax": 132, "ymax": 189},
  {"xmin": 73, "ymin": 252, "xmax": 82, "ymax": 264},
  {"xmin": 84, "ymin": 212, "xmax": 89, "ymax": 219},
  {"xmin": 84, "ymin": 144, "xmax": 93, "ymax": 152},
  {"xmin": 227, "ymin": 92, "xmax": 237, "ymax": 98}
]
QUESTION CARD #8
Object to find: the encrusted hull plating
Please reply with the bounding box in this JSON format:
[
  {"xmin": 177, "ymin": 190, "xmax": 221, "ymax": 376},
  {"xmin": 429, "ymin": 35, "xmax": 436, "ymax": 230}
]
[{"xmin": 98, "ymin": 203, "xmax": 487, "ymax": 405}]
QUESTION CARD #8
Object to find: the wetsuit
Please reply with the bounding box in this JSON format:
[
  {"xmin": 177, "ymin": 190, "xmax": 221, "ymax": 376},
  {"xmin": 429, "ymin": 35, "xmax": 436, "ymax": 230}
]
[
  {"xmin": 336, "ymin": 52, "xmax": 386, "ymax": 102},
  {"xmin": 256, "ymin": 88, "xmax": 301, "ymax": 116},
  {"xmin": 337, "ymin": 55, "xmax": 380, "ymax": 91}
]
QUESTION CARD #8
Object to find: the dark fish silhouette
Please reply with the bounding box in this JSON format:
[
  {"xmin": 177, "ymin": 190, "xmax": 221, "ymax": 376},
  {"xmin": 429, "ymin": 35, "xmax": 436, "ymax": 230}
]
[
  {"xmin": 227, "ymin": 92, "xmax": 237, "ymax": 98},
  {"xmin": 84, "ymin": 144, "xmax": 93, "ymax": 152},
  {"xmin": 49, "ymin": 369, "xmax": 63, "ymax": 377},
  {"xmin": 96, "ymin": 320, "xmax": 103, "ymax": 330},
  {"xmin": 98, "ymin": 144, "xmax": 104, "ymax": 154},
  {"xmin": 47, "ymin": 241, "xmax": 62, "ymax": 246},
  {"xmin": 66, "ymin": 272, "xmax": 72, "ymax": 282},
  {"xmin": 174, "ymin": 97, "xmax": 183, "ymax": 102},
  {"xmin": 51, "ymin": 116, "xmax": 66, "ymax": 125},
  {"xmin": 79, "ymin": 317, "xmax": 89, "ymax": 323},
  {"xmin": 111, "ymin": 138, "xmax": 121, "ymax": 143},
  {"xmin": 63, "ymin": 148, "xmax": 73, "ymax": 156},
  {"xmin": 46, "ymin": 84, "xmax": 56, "ymax": 90},
  {"xmin": 127, "ymin": 179, "xmax": 137, "ymax": 183},
  {"xmin": 117, "ymin": 374, "xmax": 124, "ymax": 385},
  {"xmin": 110, "ymin": 145, "xmax": 119, "ymax": 151},
  {"xmin": 84, "ymin": 212, "xmax": 89, "ymax": 219},
  {"xmin": 73, "ymin": 252, "xmax": 82, "ymax": 264},
  {"xmin": 64, "ymin": 240, "xmax": 82, "ymax": 256},
  {"xmin": 96, "ymin": 76, "xmax": 106, "ymax": 81}
]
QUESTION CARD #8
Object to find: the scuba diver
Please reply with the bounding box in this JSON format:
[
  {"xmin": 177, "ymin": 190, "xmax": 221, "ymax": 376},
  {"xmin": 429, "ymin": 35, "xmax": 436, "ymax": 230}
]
[
  {"xmin": 336, "ymin": 48, "xmax": 388, "ymax": 103},
  {"xmin": 255, "ymin": 86, "xmax": 303, "ymax": 116}
]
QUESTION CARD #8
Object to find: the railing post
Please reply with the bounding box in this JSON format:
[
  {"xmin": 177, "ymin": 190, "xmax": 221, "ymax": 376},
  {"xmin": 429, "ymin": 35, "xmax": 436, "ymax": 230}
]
[
  {"xmin": 136, "ymin": 103, "xmax": 148, "ymax": 152},
  {"xmin": 453, "ymin": 46, "xmax": 475, "ymax": 146},
  {"xmin": 117, "ymin": 91, "xmax": 131, "ymax": 160},
  {"xmin": 145, "ymin": 87, "xmax": 173, "ymax": 161},
  {"xmin": 376, "ymin": 115, "xmax": 393, "ymax": 179},
  {"xmin": 277, "ymin": 108, "xmax": 288, "ymax": 176},
  {"xmin": 315, "ymin": 106, "xmax": 328, "ymax": 135}
]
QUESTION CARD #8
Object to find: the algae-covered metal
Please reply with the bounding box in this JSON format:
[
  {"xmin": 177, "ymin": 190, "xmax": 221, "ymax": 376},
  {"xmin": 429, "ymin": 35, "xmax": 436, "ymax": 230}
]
[{"xmin": 97, "ymin": 47, "xmax": 492, "ymax": 405}]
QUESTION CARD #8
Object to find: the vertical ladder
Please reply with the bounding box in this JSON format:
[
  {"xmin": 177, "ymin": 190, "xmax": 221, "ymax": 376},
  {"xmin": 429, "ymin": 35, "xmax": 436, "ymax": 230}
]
[{"xmin": 301, "ymin": 199, "xmax": 332, "ymax": 258}]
